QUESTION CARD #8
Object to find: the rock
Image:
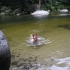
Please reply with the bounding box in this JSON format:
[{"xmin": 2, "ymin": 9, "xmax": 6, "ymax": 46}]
[
  {"xmin": 0, "ymin": 30, "xmax": 11, "ymax": 70},
  {"xmin": 58, "ymin": 9, "xmax": 68, "ymax": 13},
  {"xmin": 31, "ymin": 10, "xmax": 50, "ymax": 17}
]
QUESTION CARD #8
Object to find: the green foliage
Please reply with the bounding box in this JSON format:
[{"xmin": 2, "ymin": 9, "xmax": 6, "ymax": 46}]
[
  {"xmin": 50, "ymin": 6, "xmax": 56, "ymax": 11},
  {"xmin": 1, "ymin": 6, "xmax": 8, "ymax": 12},
  {"xmin": 0, "ymin": 0, "xmax": 70, "ymax": 14},
  {"xmin": 67, "ymin": 6, "xmax": 70, "ymax": 10},
  {"xmin": 41, "ymin": 5, "xmax": 46, "ymax": 10}
]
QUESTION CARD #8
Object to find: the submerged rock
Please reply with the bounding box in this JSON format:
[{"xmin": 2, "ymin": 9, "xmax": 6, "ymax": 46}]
[{"xmin": 0, "ymin": 30, "xmax": 11, "ymax": 70}]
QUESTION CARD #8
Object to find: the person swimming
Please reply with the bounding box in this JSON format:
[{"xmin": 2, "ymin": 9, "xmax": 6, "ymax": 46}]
[
  {"xmin": 30, "ymin": 34, "xmax": 38, "ymax": 48},
  {"xmin": 27, "ymin": 34, "xmax": 50, "ymax": 47},
  {"xmin": 30, "ymin": 34, "xmax": 41, "ymax": 43},
  {"xmin": 33, "ymin": 34, "xmax": 38, "ymax": 43}
]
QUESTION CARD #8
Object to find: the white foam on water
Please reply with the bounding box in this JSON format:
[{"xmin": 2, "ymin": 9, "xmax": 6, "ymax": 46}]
[{"xmin": 26, "ymin": 36, "xmax": 51, "ymax": 47}]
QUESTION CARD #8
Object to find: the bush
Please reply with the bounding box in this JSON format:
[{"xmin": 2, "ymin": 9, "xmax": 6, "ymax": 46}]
[{"xmin": 1, "ymin": 6, "xmax": 9, "ymax": 12}]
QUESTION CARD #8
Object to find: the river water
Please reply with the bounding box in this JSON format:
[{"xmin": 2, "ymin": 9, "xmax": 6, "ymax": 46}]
[{"xmin": 0, "ymin": 12, "xmax": 70, "ymax": 70}]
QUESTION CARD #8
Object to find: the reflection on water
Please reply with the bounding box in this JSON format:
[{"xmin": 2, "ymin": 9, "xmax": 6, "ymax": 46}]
[
  {"xmin": 0, "ymin": 12, "xmax": 70, "ymax": 70},
  {"xmin": 59, "ymin": 14, "xmax": 70, "ymax": 16}
]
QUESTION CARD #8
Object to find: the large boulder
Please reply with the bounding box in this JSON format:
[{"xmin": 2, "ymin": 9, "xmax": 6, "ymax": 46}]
[{"xmin": 0, "ymin": 30, "xmax": 11, "ymax": 70}]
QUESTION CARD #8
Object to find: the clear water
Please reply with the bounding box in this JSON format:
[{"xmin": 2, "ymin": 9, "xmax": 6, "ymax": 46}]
[{"xmin": 0, "ymin": 12, "xmax": 70, "ymax": 70}]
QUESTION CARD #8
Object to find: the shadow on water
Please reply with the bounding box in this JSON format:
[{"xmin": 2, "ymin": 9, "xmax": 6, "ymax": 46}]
[
  {"xmin": 0, "ymin": 15, "xmax": 37, "ymax": 24},
  {"xmin": 58, "ymin": 24, "xmax": 70, "ymax": 30}
]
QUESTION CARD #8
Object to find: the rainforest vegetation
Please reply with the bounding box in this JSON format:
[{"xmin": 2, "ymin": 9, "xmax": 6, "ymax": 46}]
[{"xmin": 0, "ymin": 0, "xmax": 70, "ymax": 14}]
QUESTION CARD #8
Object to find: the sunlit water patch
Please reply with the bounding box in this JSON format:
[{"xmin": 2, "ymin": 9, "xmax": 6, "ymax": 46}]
[{"xmin": 49, "ymin": 57, "xmax": 70, "ymax": 70}]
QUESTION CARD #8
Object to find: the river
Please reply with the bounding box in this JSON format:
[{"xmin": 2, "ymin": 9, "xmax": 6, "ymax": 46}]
[{"xmin": 0, "ymin": 12, "xmax": 70, "ymax": 70}]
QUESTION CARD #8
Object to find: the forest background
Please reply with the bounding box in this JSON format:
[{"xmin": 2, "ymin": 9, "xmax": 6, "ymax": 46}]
[{"xmin": 0, "ymin": 0, "xmax": 70, "ymax": 14}]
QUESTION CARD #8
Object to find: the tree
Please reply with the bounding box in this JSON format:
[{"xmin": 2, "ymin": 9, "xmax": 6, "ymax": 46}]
[{"xmin": 0, "ymin": 0, "xmax": 70, "ymax": 14}]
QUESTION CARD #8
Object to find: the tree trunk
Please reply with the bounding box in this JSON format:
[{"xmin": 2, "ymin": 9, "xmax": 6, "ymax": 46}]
[{"xmin": 39, "ymin": 0, "xmax": 41, "ymax": 10}]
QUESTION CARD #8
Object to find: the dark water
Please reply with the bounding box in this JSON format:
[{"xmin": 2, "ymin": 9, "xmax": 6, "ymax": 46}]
[{"xmin": 0, "ymin": 12, "xmax": 70, "ymax": 70}]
